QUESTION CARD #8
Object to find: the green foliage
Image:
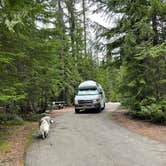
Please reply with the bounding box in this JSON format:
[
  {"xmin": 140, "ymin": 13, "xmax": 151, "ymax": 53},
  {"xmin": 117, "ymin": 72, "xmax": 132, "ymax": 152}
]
[
  {"xmin": 151, "ymin": 110, "xmax": 166, "ymax": 123},
  {"xmin": 129, "ymin": 108, "xmax": 151, "ymax": 120},
  {"xmin": 0, "ymin": 0, "xmax": 165, "ymax": 124},
  {"xmin": 0, "ymin": 0, "xmax": 103, "ymax": 120},
  {"xmin": 94, "ymin": 64, "xmax": 112, "ymax": 101},
  {"xmin": 94, "ymin": 0, "xmax": 166, "ymax": 123},
  {"xmin": 23, "ymin": 113, "xmax": 44, "ymax": 122},
  {"xmin": 0, "ymin": 112, "xmax": 24, "ymax": 123},
  {"xmin": 129, "ymin": 101, "xmax": 166, "ymax": 123}
]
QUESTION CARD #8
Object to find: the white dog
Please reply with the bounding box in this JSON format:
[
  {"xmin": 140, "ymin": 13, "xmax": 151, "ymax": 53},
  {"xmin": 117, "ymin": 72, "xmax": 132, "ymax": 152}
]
[{"xmin": 39, "ymin": 116, "xmax": 54, "ymax": 139}]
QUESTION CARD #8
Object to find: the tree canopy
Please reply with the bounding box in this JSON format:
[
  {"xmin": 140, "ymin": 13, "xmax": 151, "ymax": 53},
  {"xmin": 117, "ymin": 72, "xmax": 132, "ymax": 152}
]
[
  {"xmin": 0, "ymin": 0, "xmax": 165, "ymax": 123},
  {"xmin": 93, "ymin": 0, "xmax": 166, "ymax": 122}
]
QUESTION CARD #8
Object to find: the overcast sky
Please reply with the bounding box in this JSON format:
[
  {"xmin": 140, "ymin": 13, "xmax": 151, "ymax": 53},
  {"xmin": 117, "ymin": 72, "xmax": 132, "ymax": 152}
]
[{"xmin": 37, "ymin": 3, "xmax": 117, "ymax": 61}]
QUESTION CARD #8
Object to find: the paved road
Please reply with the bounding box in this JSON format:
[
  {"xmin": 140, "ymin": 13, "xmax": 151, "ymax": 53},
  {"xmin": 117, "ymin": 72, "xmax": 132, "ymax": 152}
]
[{"xmin": 25, "ymin": 103, "xmax": 166, "ymax": 166}]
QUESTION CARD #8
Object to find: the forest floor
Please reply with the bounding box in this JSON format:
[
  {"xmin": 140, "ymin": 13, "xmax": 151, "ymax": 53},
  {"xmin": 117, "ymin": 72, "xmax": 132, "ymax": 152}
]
[
  {"xmin": 111, "ymin": 107, "xmax": 166, "ymax": 144},
  {"xmin": 0, "ymin": 122, "xmax": 37, "ymax": 166}
]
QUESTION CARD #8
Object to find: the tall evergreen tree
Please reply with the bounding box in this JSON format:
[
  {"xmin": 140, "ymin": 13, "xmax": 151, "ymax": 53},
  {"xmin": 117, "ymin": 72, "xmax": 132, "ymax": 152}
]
[{"xmin": 92, "ymin": 0, "xmax": 166, "ymax": 122}]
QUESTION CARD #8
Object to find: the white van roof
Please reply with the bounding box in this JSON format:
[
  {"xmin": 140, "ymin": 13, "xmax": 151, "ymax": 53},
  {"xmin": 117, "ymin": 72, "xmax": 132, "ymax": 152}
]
[{"xmin": 78, "ymin": 80, "xmax": 97, "ymax": 89}]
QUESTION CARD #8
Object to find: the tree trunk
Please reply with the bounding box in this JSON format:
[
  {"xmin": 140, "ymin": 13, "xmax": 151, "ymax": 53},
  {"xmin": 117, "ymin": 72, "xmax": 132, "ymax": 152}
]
[{"xmin": 83, "ymin": 0, "xmax": 87, "ymax": 56}]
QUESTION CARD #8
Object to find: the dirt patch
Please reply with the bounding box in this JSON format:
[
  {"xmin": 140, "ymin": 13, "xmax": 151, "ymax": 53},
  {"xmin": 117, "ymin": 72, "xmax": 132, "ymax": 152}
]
[
  {"xmin": 49, "ymin": 106, "xmax": 73, "ymax": 117},
  {"xmin": 111, "ymin": 109, "xmax": 166, "ymax": 144},
  {"xmin": 0, "ymin": 122, "xmax": 37, "ymax": 166}
]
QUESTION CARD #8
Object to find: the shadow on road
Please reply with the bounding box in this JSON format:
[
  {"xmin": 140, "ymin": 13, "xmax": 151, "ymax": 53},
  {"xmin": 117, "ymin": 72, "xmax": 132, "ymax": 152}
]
[{"xmin": 76, "ymin": 109, "xmax": 103, "ymax": 114}]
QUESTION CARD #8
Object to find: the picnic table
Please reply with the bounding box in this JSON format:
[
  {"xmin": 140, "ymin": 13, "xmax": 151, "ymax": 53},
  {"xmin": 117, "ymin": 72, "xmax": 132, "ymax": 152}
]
[{"xmin": 50, "ymin": 101, "xmax": 65, "ymax": 110}]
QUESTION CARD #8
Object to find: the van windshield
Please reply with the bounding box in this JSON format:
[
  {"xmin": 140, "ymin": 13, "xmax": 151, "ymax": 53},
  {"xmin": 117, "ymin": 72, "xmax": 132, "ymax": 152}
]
[{"xmin": 78, "ymin": 88, "xmax": 99, "ymax": 95}]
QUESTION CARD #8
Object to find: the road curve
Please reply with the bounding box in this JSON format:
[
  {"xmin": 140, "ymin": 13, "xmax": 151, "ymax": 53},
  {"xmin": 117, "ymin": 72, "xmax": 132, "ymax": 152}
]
[{"xmin": 25, "ymin": 103, "xmax": 166, "ymax": 166}]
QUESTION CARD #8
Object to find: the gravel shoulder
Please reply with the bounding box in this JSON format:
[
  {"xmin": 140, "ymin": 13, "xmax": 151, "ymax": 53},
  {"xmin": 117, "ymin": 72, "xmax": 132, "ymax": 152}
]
[
  {"xmin": 25, "ymin": 103, "xmax": 166, "ymax": 166},
  {"xmin": 111, "ymin": 108, "xmax": 166, "ymax": 144}
]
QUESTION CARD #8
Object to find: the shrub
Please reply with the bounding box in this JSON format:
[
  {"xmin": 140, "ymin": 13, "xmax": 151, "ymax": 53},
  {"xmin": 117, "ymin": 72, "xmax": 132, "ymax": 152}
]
[
  {"xmin": 129, "ymin": 100, "xmax": 166, "ymax": 123},
  {"xmin": 151, "ymin": 110, "xmax": 166, "ymax": 123},
  {"xmin": 138, "ymin": 107, "xmax": 151, "ymax": 120},
  {"xmin": 147, "ymin": 103, "xmax": 166, "ymax": 123},
  {"xmin": 0, "ymin": 112, "xmax": 24, "ymax": 123},
  {"xmin": 23, "ymin": 113, "xmax": 44, "ymax": 121},
  {"xmin": 129, "ymin": 108, "xmax": 151, "ymax": 120},
  {"xmin": 140, "ymin": 97, "xmax": 156, "ymax": 106}
]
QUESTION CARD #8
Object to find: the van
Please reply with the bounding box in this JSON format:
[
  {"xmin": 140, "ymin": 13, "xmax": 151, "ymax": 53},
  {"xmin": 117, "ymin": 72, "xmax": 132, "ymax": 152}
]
[{"xmin": 74, "ymin": 80, "xmax": 105, "ymax": 113}]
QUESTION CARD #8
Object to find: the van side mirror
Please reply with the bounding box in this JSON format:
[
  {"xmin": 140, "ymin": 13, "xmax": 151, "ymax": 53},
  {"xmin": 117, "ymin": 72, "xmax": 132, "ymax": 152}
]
[{"xmin": 99, "ymin": 91, "xmax": 102, "ymax": 94}]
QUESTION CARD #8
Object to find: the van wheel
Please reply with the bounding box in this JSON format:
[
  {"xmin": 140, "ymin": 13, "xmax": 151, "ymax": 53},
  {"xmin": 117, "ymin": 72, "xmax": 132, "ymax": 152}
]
[
  {"xmin": 101, "ymin": 103, "xmax": 105, "ymax": 110},
  {"xmin": 75, "ymin": 109, "xmax": 80, "ymax": 114},
  {"xmin": 97, "ymin": 104, "xmax": 101, "ymax": 112}
]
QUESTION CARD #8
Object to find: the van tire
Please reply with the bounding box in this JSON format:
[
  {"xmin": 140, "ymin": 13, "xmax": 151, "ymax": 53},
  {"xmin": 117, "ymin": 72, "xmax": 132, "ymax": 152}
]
[
  {"xmin": 101, "ymin": 103, "xmax": 105, "ymax": 110},
  {"xmin": 97, "ymin": 104, "xmax": 101, "ymax": 112},
  {"xmin": 75, "ymin": 109, "xmax": 80, "ymax": 114}
]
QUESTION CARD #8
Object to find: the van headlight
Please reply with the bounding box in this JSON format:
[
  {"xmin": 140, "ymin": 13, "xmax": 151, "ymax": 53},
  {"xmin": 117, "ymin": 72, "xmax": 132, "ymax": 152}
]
[{"xmin": 93, "ymin": 98, "xmax": 100, "ymax": 103}]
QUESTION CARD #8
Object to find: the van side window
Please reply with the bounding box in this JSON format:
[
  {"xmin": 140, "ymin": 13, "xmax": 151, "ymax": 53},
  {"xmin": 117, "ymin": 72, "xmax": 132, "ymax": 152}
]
[{"xmin": 99, "ymin": 89, "xmax": 103, "ymax": 95}]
